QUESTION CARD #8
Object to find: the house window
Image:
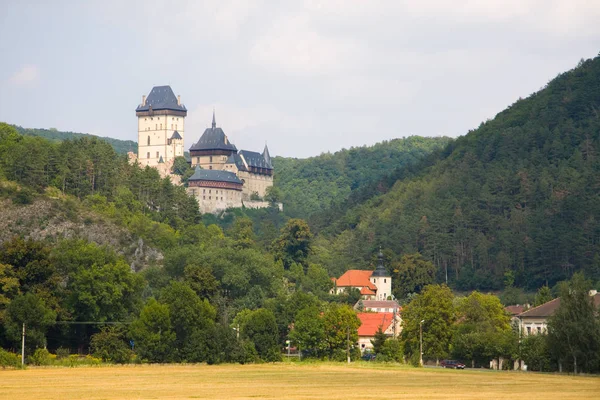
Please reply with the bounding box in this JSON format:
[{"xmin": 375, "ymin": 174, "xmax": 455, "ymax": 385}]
[
  {"xmin": 537, "ymin": 327, "xmax": 541, "ymax": 334},
  {"xmin": 384, "ymin": 279, "xmax": 386, "ymax": 283},
  {"xmin": 526, "ymin": 327, "xmax": 531, "ymax": 335}
]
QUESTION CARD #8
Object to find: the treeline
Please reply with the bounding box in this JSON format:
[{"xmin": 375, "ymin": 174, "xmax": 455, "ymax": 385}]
[
  {"xmin": 273, "ymin": 136, "xmax": 451, "ymax": 219},
  {"xmin": 308, "ymin": 55, "xmax": 600, "ymax": 290},
  {"xmin": 0, "ymin": 123, "xmax": 197, "ymax": 230},
  {"xmin": 12, "ymin": 125, "xmax": 137, "ymax": 155}
]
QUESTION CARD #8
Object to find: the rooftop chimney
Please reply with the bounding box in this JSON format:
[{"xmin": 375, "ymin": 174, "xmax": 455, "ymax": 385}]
[
  {"xmin": 142, "ymin": 95, "xmax": 146, "ymax": 106},
  {"xmin": 177, "ymin": 95, "xmax": 181, "ymax": 105}
]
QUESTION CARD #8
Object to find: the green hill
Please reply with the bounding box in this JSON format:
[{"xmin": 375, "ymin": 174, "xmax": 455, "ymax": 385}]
[
  {"xmin": 11, "ymin": 125, "xmax": 137, "ymax": 155},
  {"xmin": 313, "ymin": 56, "xmax": 600, "ymax": 291},
  {"xmin": 273, "ymin": 136, "xmax": 451, "ymax": 219}
]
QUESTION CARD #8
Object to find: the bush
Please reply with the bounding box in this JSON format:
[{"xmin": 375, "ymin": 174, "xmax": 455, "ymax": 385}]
[
  {"xmin": 0, "ymin": 348, "xmax": 21, "ymax": 368},
  {"xmin": 90, "ymin": 326, "xmax": 132, "ymax": 364},
  {"xmin": 29, "ymin": 348, "xmax": 54, "ymax": 366},
  {"xmin": 12, "ymin": 188, "xmax": 35, "ymax": 205},
  {"xmin": 55, "ymin": 347, "xmax": 70, "ymax": 359}
]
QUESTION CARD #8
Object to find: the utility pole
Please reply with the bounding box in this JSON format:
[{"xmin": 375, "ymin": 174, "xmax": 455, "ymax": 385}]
[
  {"xmin": 21, "ymin": 323, "xmax": 25, "ymax": 366},
  {"xmin": 346, "ymin": 326, "xmax": 350, "ymax": 364},
  {"xmin": 419, "ymin": 319, "xmax": 424, "ymax": 367}
]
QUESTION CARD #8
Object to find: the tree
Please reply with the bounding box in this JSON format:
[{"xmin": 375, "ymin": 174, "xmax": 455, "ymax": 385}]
[
  {"xmin": 371, "ymin": 326, "xmax": 387, "ymax": 355},
  {"xmin": 452, "ymin": 291, "xmax": 516, "ymax": 368},
  {"xmin": 289, "ymin": 306, "xmax": 326, "ymax": 358},
  {"xmin": 160, "ymin": 281, "xmax": 216, "ymax": 361},
  {"xmin": 228, "ymin": 217, "xmax": 256, "ymax": 249},
  {"xmin": 240, "ymin": 308, "xmax": 281, "ymax": 362},
  {"xmin": 520, "ymin": 334, "xmax": 551, "ymax": 372},
  {"xmin": 3, "ymin": 293, "xmax": 56, "ymax": 352},
  {"xmin": 322, "ymin": 304, "xmax": 361, "ymax": 360},
  {"xmin": 392, "ymin": 253, "xmax": 436, "ymax": 300},
  {"xmin": 90, "ymin": 326, "xmax": 132, "ymax": 363},
  {"xmin": 534, "ymin": 285, "xmax": 553, "ymax": 307},
  {"xmin": 264, "ymin": 186, "xmax": 282, "ymax": 203},
  {"xmin": 272, "ymin": 219, "xmax": 313, "ymax": 270},
  {"xmin": 547, "ymin": 273, "xmax": 600, "ymax": 373},
  {"xmin": 129, "ymin": 299, "xmax": 175, "ymax": 363},
  {"xmin": 400, "ymin": 284, "xmax": 455, "ymax": 364}
]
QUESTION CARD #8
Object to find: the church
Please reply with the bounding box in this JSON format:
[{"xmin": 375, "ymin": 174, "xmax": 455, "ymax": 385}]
[
  {"xmin": 331, "ymin": 250, "xmax": 392, "ymax": 301},
  {"xmin": 130, "ymin": 85, "xmax": 275, "ymax": 213}
]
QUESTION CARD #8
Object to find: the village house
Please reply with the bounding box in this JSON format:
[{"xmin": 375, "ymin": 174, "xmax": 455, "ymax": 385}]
[
  {"xmin": 516, "ymin": 290, "xmax": 600, "ymax": 336},
  {"xmin": 331, "ymin": 250, "xmax": 392, "ymax": 301},
  {"xmin": 356, "ymin": 312, "xmax": 402, "ymax": 353}
]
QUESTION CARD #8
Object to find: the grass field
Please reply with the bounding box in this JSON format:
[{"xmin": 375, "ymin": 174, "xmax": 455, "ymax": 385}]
[{"xmin": 0, "ymin": 363, "xmax": 598, "ymax": 399}]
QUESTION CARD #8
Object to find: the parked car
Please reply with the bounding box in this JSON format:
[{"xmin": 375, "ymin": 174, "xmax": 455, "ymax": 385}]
[
  {"xmin": 361, "ymin": 353, "xmax": 376, "ymax": 361},
  {"xmin": 440, "ymin": 360, "xmax": 465, "ymax": 369}
]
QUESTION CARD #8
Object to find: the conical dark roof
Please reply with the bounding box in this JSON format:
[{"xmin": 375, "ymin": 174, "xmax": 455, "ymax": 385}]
[
  {"xmin": 136, "ymin": 86, "xmax": 186, "ymax": 112},
  {"xmin": 262, "ymin": 144, "xmax": 272, "ymax": 167},
  {"xmin": 372, "ymin": 249, "xmax": 390, "ymax": 277},
  {"xmin": 170, "ymin": 130, "xmax": 182, "ymax": 140},
  {"xmin": 190, "ymin": 113, "xmax": 237, "ymax": 152}
]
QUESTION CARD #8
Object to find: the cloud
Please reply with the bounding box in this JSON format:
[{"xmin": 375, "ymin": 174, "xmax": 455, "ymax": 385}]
[
  {"xmin": 249, "ymin": 13, "xmax": 359, "ymax": 76},
  {"xmin": 8, "ymin": 65, "xmax": 40, "ymax": 86}
]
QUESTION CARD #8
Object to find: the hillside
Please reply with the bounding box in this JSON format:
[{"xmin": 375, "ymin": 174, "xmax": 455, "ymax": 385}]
[
  {"xmin": 273, "ymin": 136, "xmax": 451, "ymax": 219},
  {"xmin": 314, "ymin": 56, "xmax": 600, "ymax": 291},
  {"xmin": 12, "ymin": 125, "xmax": 137, "ymax": 155}
]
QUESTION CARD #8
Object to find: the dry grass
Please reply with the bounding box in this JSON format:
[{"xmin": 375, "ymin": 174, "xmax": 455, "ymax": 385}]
[{"xmin": 0, "ymin": 362, "xmax": 598, "ymax": 400}]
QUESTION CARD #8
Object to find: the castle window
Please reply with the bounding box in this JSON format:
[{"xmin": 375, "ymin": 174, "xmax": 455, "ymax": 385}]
[
  {"xmin": 203, "ymin": 196, "xmax": 205, "ymax": 200},
  {"xmin": 384, "ymin": 279, "xmax": 386, "ymax": 283},
  {"xmin": 147, "ymin": 136, "xmax": 150, "ymax": 146},
  {"xmin": 171, "ymin": 124, "xmax": 173, "ymax": 129},
  {"xmin": 160, "ymin": 124, "xmax": 162, "ymax": 129},
  {"xmin": 203, "ymin": 189, "xmax": 205, "ymax": 194},
  {"xmin": 209, "ymin": 190, "xmax": 211, "ymax": 194},
  {"xmin": 221, "ymin": 197, "xmax": 223, "ymax": 201},
  {"xmin": 147, "ymin": 152, "xmax": 150, "ymax": 159},
  {"xmin": 155, "ymin": 124, "xmax": 157, "ymax": 130},
  {"xmin": 209, "ymin": 166, "xmax": 212, "ymax": 170},
  {"xmin": 209, "ymin": 196, "xmax": 211, "ymax": 200},
  {"xmin": 151, "ymin": 117, "xmax": 153, "ymax": 120},
  {"xmin": 172, "ymin": 117, "xmax": 174, "ymax": 120},
  {"xmin": 210, "ymin": 156, "xmax": 213, "ymax": 162},
  {"xmin": 156, "ymin": 152, "xmax": 159, "ymax": 158},
  {"xmin": 176, "ymin": 124, "xmax": 177, "ymax": 130}
]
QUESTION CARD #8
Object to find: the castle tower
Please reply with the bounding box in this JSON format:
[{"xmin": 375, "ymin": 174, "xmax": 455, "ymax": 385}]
[
  {"xmin": 189, "ymin": 110, "xmax": 237, "ymax": 170},
  {"xmin": 371, "ymin": 248, "xmax": 392, "ymax": 301},
  {"xmin": 136, "ymin": 86, "xmax": 187, "ymax": 167}
]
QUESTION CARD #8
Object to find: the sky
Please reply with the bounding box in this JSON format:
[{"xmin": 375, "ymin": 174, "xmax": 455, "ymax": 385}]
[{"xmin": 0, "ymin": 1, "xmax": 599, "ymax": 158}]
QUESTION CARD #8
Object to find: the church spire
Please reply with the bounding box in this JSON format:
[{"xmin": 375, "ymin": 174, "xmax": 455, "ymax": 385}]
[
  {"xmin": 372, "ymin": 247, "xmax": 389, "ymax": 277},
  {"xmin": 212, "ymin": 108, "xmax": 216, "ymax": 129}
]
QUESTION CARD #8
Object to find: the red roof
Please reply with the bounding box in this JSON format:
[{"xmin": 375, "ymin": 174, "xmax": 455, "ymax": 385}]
[
  {"xmin": 335, "ymin": 270, "xmax": 377, "ymax": 290},
  {"xmin": 357, "ymin": 312, "xmax": 394, "ymax": 336},
  {"xmin": 504, "ymin": 305, "xmax": 525, "ymax": 316},
  {"xmin": 360, "ymin": 287, "xmax": 376, "ymax": 295}
]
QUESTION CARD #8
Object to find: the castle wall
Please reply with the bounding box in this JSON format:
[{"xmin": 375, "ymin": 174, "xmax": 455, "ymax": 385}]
[
  {"xmin": 138, "ymin": 114, "xmax": 184, "ymax": 167},
  {"xmin": 191, "ymin": 155, "xmax": 228, "ymax": 170},
  {"xmin": 187, "ymin": 185, "xmax": 243, "ymax": 214},
  {"xmin": 238, "ymin": 171, "xmax": 274, "ymax": 199}
]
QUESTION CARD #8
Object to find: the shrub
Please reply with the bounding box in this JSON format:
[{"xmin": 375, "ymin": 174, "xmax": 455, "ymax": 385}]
[
  {"xmin": 12, "ymin": 188, "xmax": 35, "ymax": 205},
  {"xmin": 29, "ymin": 348, "xmax": 54, "ymax": 366},
  {"xmin": 55, "ymin": 347, "xmax": 70, "ymax": 359},
  {"xmin": 90, "ymin": 326, "xmax": 132, "ymax": 364},
  {"xmin": 0, "ymin": 348, "xmax": 21, "ymax": 368}
]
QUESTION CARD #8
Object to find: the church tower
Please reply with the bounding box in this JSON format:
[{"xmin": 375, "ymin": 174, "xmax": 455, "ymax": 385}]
[
  {"xmin": 371, "ymin": 249, "xmax": 392, "ymax": 301},
  {"xmin": 136, "ymin": 86, "xmax": 187, "ymax": 167}
]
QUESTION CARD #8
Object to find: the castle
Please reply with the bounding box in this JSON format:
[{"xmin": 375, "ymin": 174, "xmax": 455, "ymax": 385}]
[{"xmin": 130, "ymin": 85, "xmax": 275, "ymax": 213}]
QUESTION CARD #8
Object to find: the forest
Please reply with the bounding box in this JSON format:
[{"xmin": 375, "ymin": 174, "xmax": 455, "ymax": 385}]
[{"xmin": 0, "ymin": 55, "xmax": 599, "ymax": 372}]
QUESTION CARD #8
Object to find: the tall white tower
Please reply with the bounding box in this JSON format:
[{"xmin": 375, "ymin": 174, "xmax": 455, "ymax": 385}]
[{"xmin": 136, "ymin": 86, "xmax": 186, "ymax": 168}]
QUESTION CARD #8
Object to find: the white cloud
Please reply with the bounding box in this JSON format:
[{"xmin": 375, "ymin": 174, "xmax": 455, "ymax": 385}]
[
  {"xmin": 249, "ymin": 13, "xmax": 359, "ymax": 76},
  {"xmin": 8, "ymin": 65, "xmax": 40, "ymax": 86}
]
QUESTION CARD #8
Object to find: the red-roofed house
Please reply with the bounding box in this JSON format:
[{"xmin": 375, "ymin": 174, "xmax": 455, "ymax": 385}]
[
  {"xmin": 331, "ymin": 250, "xmax": 392, "ymax": 301},
  {"xmin": 357, "ymin": 312, "xmax": 402, "ymax": 352}
]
